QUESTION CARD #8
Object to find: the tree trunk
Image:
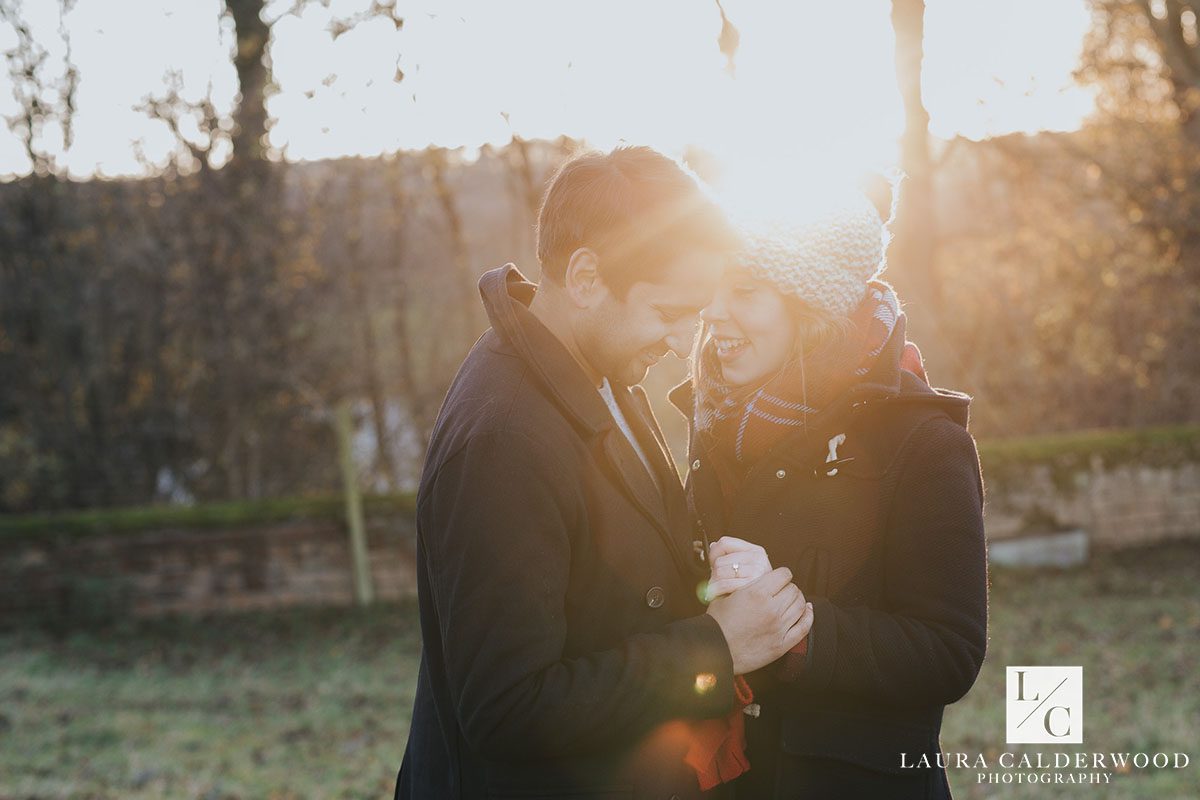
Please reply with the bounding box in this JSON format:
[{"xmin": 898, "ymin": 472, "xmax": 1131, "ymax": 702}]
[
  {"xmin": 345, "ymin": 167, "xmax": 400, "ymax": 491},
  {"xmin": 427, "ymin": 149, "xmax": 479, "ymax": 345},
  {"xmin": 890, "ymin": 0, "xmax": 941, "ymax": 323},
  {"xmin": 226, "ymin": 0, "xmax": 270, "ymax": 169}
]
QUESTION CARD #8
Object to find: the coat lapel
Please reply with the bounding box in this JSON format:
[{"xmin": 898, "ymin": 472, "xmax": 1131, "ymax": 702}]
[
  {"xmin": 601, "ymin": 429, "xmax": 670, "ymax": 536},
  {"xmin": 619, "ymin": 385, "xmax": 681, "ymax": 485},
  {"xmin": 604, "ymin": 382, "xmax": 698, "ymax": 575},
  {"xmin": 617, "ymin": 384, "xmax": 693, "ymax": 529}
]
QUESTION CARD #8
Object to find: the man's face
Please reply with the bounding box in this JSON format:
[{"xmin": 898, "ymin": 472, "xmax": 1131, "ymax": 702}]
[{"xmin": 577, "ymin": 248, "xmax": 725, "ymax": 385}]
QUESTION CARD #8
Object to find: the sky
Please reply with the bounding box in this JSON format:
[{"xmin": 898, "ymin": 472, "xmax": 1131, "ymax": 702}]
[{"xmin": 0, "ymin": 0, "xmax": 1097, "ymax": 181}]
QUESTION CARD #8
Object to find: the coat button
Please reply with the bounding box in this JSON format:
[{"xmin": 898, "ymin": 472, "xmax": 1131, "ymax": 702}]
[
  {"xmin": 645, "ymin": 586, "xmax": 665, "ymax": 608},
  {"xmin": 691, "ymin": 458, "xmax": 701, "ymax": 471},
  {"xmin": 775, "ymin": 468, "xmax": 787, "ymax": 479}
]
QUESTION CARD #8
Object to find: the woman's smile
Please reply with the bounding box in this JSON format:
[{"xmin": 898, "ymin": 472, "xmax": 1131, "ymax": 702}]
[{"xmin": 713, "ymin": 333, "xmax": 751, "ymax": 361}]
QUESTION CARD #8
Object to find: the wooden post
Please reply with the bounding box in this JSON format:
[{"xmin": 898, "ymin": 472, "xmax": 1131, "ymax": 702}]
[{"xmin": 335, "ymin": 400, "xmax": 374, "ymax": 606}]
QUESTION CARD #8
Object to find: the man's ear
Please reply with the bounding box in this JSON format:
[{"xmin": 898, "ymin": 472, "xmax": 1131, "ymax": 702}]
[{"xmin": 563, "ymin": 247, "xmax": 605, "ymax": 308}]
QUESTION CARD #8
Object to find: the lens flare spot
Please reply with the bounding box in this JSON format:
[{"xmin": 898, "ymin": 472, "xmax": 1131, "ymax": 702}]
[{"xmin": 695, "ymin": 672, "xmax": 718, "ymax": 695}]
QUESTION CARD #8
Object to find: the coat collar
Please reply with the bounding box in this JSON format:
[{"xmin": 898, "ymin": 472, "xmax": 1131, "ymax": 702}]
[
  {"xmin": 479, "ymin": 264, "xmax": 613, "ymax": 437},
  {"xmin": 479, "ymin": 265, "xmax": 696, "ymax": 573}
]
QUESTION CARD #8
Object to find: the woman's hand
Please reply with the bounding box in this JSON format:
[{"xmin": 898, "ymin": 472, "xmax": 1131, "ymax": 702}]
[{"xmin": 704, "ymin": 536, "xmax": 772, "ymax": 600}]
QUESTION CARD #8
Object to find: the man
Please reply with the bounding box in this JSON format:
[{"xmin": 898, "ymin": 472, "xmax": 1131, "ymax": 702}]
[{"xmin": 396, "ymin": 146, "xmax": 813, "ymax": 800}]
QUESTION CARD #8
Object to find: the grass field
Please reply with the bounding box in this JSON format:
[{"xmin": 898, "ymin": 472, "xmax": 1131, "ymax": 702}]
[
  {"xmin": 942, "ymin": 541, "xmax": 1200, "ymax": 799},
  {"xmin": 1, "ymin": 542, "xmax": 1197, "ymax": 799}
]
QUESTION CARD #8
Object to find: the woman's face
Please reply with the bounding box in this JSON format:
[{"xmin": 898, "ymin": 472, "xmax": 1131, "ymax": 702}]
[{"xmin": 700, "ymin": 270, "xmax": 797, "ymax": 388}]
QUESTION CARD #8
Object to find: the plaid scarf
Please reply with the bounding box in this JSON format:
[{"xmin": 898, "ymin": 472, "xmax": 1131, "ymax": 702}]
[{"xmin": 693, "ymin": 282, "xmax": 921, "ymax": 473}]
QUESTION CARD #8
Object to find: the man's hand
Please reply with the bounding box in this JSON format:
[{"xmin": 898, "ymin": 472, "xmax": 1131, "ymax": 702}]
[
  {"xmin": 706, "ymin": 566, "xmax": 813, "ymax": 674},
  {"xmin": 705, "ymin": 536, "xmax": 772, "ymax": 600}
]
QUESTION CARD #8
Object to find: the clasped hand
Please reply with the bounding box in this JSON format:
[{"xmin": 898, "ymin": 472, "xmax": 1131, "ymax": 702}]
[{"xmin": 704, "ymin": 536, "xmax": 813, "ymax": 674}]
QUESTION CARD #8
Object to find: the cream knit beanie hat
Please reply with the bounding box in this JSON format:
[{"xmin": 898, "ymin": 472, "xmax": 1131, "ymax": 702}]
[{"xmin": 733, "ymin": 190, "xmax": 889, "ymax": 318}]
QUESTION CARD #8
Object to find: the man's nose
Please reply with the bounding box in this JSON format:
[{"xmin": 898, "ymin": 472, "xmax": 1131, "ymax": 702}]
[
  {"xmin": 665, "ymin": 318, "xmax": 700, "ymax": 358},
  {"xmin": 700, "ymin": 296, "xmax": 728, "ymax": 324}
]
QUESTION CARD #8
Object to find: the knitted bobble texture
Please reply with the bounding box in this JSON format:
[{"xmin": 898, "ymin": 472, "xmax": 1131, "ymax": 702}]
[{"xmin": 735, "ymin": 193, "xmax": 886, "ymax": 318}]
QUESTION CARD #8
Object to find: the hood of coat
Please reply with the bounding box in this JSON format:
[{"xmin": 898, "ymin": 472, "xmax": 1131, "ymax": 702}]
[
  {"xmin": 478, "ymin": 263, "xmax": 617, "ymax": 438},
  {"xmin": 669, "ymin": 313, "xmax": 972, "ymax": 433},
  {"xmin": 840, "ymin": 313, "xmax": 972, "ymax": 430}
]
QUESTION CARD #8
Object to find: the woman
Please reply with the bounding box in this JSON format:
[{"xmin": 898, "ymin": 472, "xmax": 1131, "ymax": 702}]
[{"xmin": 671, "ymin": 189, "xmax": 988, "ymax": 799}]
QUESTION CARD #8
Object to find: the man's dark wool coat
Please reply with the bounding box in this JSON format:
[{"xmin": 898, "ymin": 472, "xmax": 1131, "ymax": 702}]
[
  {"xmin": 670, "ymin": 317, "xmax": 989, "ymax": 800},
  {"xmin": 395, "ymin": 265, "xmax": 737, "ymax": 800}
]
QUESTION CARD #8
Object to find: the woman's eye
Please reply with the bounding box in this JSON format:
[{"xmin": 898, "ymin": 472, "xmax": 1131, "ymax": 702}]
[{"xmin": 733, "ymin": 283, "xmax": 756, "ymax": 296}]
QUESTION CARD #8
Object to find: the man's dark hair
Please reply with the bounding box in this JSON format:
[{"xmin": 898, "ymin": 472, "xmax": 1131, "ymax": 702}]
[{"xmin": 535, "ymin": 146, "xmax": 737, "ymax": 295}]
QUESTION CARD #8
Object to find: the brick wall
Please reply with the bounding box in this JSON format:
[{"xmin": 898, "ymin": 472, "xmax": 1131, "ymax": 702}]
[
  {"xmin": 0, "ymin": 516, "xmax": 416, "ymax": 622},
  {"xmin": 983, "ymin": 458, "xmax": 1200, "ymax": 549}
]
